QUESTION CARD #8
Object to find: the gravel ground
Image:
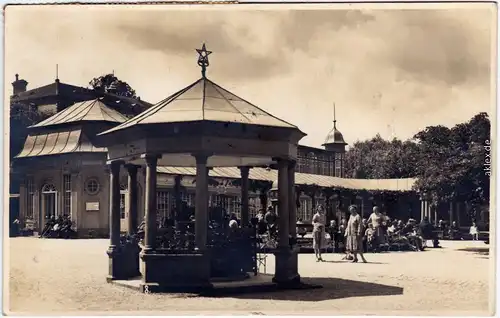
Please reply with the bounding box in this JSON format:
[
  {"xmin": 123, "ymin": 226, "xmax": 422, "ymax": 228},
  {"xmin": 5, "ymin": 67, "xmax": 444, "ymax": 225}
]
[{"xmin": 6, "ymin": 238, "xmax": 493, "ymax": 315}]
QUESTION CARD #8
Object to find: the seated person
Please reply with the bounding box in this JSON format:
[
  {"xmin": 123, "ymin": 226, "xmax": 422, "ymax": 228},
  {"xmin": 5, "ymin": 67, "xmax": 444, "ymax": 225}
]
[
  {"xmin": 419, "ymin": 217, "xmax": 439, "ymax": 248},
  {"xmin": 257, "ymin": 217, "xmax": 268, "ymax": 235},
  {"xmin": 60, "ymin": 215, "xmax": 75, "ymax": 239},
  {"xmin": 41, "ymin": 215, "xmax": 56, "ymax": 238},
  {"xmin": 229, "ymin": 215, "xmax": 239, "ymax": 230},
  {"xmin": 296, "ymin": 218, "xmax": 308, "ymax": 238},
  {"xmin": 265, "ymin": 206, "xmax": 277, "ymax": 227},
  {"xmin": 387, "ymin": 221, "xmax": 397, "ymax": 236},
  {"xmin": 470, "ymin": 222, "xmax": 479, "ymax": 241},
  {"xmin": 449, "ymin": 221, "xmax": 460, "ymax": 240}
]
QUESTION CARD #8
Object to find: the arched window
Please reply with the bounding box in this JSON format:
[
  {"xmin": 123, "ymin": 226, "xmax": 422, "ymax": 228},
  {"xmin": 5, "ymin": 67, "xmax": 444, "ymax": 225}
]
[
  {"xmin": 41, "ymin": 183, "xmax": 57, "ymax": 193},
  {"xmin": 41, "ymin": 182, "xmax": 58, "ymax": 218}
]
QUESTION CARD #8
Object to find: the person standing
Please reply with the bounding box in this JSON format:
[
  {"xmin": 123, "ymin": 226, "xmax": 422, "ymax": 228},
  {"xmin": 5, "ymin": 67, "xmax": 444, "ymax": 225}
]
[
  {"xmin": 327, "ymin": 219, "xmax": 339, "ymax": 252},
  {"xmin": 367, "ymin": 206, "xmax": 386, "ymax": 251},
  {"xmin": 312, "ymin": 205, "xmax": 326, "ymax": 262},
  {"xmin": 345, "ymin": 205, "xmax": 367, "ymax": 263}
]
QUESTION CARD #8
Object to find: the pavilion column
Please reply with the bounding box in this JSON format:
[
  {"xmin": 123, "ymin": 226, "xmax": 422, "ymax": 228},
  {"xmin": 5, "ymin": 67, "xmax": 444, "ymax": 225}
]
[
  {"xmin": 106, "ymin": 160, "xmax": 123, "ymax": 281},
  {"xmin": 194, "ymin": 154, "xmax": 209, "ymax": 250},
  {"xmin": 273, "ymin": 158, "xmax": 300, "ymax": 286},
  {"xmin": 287, "ymin": 160, "xmax": 300, "ymax": 283},
  {"xmin": 288, "ymin": 160, "xmax": 297, "ymax": 238},
  {"xmin": 126, "ymin": 165, "xmax": 139, "ymax": 235},
  {"xmin": 143, "ymin": 155, "xmax": 158, "ymax": 253},
  {"xmin": 174, "ymin": 175, "xmax": 182, "ymax": 225},
  {"xmin": 239, "ymin": 166, "xmax": 250, "ymax": 227},
  {"xmin": 125, "ymin": 164, "xmax": 141, "ymax": 278},
  {"xmin": 108, "ymin": 161, "xmax": 122, "ymax": 252},
  {"xmin": 277, "ymin": 159, "xmax": 289, "ymax": 249}
]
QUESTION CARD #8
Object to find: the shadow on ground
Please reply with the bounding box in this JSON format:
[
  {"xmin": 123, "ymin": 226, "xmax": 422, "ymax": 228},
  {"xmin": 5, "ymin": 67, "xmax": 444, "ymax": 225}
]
[
  {"xmin": 220, "ymin": 277, "xmax": 403, "ymax": 301},
  {"xmin": 458, "ymin": 247, "xmax": 489, "ymax": 256}
]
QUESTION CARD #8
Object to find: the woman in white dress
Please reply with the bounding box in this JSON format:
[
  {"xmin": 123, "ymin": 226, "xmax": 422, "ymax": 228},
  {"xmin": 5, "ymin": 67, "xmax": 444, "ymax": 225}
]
[{"xmin": 312, "ymin": 205, "xmax": 326, "ymax": 262}]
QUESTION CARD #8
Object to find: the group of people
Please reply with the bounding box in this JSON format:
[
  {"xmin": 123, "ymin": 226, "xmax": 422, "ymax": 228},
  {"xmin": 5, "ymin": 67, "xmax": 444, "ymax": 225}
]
[
  {"xmin": 310, "ymin": 205, "xmax": 446, "ymax": 263},
  {"xmin": 39, "ymin": 215, "xmax": 75, "ymax": 239}
]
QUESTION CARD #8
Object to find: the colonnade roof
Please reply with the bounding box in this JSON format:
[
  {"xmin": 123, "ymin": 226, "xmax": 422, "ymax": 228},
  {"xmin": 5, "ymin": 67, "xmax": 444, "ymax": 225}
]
[{"xmin": 156, "ymin": 166, "xmax": 417, "ymax": 192}]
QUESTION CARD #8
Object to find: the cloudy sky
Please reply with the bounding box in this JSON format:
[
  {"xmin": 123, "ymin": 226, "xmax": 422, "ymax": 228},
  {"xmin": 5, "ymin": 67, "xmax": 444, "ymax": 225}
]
[{"xmin": 5, "ymin": 4, "xmax": 496, "ymax": 147}]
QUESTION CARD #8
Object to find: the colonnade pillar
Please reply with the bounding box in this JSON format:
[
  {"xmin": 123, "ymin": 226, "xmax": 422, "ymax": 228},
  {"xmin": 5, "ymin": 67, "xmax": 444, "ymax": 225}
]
[
  {"xmin": 449, "ymin": 201, "xmax": 454, "ymax": 225},
  {"xmin": 420, "ymin": 197, "xmax": 425, "ymax": 222},
  {"xmin": 239, "ymin": 166, "xmax": 250, "ymax": 227}
]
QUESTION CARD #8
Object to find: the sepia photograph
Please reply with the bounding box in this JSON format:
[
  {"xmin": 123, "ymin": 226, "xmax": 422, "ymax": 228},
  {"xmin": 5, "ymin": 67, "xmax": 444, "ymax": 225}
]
[{"xmin": 4, "ymin": 3, "xmax": 497, "ymax": 315}]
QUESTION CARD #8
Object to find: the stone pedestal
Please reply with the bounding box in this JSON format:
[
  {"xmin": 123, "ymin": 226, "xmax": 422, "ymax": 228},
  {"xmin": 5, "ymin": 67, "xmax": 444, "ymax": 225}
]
[
  {"xmin": 272, "ymin": 246, "xmax": 301, "ymax": 286},
  {"xmin": 140, "ymin": 251, "xmax": 212, "ymax": 293},
  {"xmin": 106, "ymin": 243, "xmax": 141, "ymax": 281}
]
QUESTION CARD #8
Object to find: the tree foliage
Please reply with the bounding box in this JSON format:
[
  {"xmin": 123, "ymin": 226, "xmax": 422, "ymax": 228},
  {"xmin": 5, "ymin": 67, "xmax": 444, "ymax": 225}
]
[
  {"xmin": 345, "ymin": 112, "xmax": 491, "ymax": 214},
  {"xmin": 345, "ymin": 134, "xmax": 420, "ymax": 179},
  {"xmin": 89, "ymin": 74, "xmax": 137, "ymax": 98},
  {"xmin": 414, "ymin": 112, "xmax": 490, "ymax": 209},
  {"xmin": 9, "ymin": 103, "xmax": 49, "ymax": 160}
]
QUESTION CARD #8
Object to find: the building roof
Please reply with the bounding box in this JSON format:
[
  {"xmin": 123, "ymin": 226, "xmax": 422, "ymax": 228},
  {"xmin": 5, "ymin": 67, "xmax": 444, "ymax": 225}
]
[
  {"xmin": 10, "ymin": 80, "xmax": 94, "ymax": 102},
  {"xmin": 15, "ymin": 127, "xmax": 106, "ymax": 158},
  {"xmin": 323, "ymin": 121, "xmax": 347, "ymax": 146},
  {"xmin": 102, "ymin": 77, "xmax": 300, "ymax": 135},
  {"xmin": 156, "ymin": 166, "xmax": 417, "ymax": 192},
  {"xmin": 31, "ymin": 99, "xmax": 128, "ymax": 128},
  {"xmin": 10, "ymin": 79, "xmax": 153, "ymax": 113}
]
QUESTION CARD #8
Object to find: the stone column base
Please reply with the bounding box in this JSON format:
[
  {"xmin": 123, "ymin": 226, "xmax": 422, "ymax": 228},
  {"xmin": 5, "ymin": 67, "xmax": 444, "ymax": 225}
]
[
  {"xmin": 106, "ymin": 244, "xmax": 141, "ymax": 281},
  {"xmin": 140, "ymin": 250, "xmax": 212, "ymax": 293},
  {"xmin": 273, "ymin": 246, "xmax": 301, "ymax": 286}
]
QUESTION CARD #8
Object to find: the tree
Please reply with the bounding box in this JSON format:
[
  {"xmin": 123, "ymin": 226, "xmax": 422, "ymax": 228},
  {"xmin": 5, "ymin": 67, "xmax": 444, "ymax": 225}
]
[
  {"xmin": 89, "ymin": 74, "xmax": 137, "ymax": 98},
  {"xmin": 9, "ymin": 102, "xmax": 49, "ymax": 160},
  {"xmin": 413, "ymin": 113, "xmax": 491, "ymax": 216},
  {"xmin": 345, "ymin": 134, "xmax": 419, "ymax": 179}
]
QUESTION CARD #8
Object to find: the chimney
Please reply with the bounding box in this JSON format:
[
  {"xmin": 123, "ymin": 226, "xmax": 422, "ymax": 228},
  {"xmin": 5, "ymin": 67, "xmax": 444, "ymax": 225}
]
[{"xmin": 12, "ymin": 74, "xmax": 28, "ymax": 95}]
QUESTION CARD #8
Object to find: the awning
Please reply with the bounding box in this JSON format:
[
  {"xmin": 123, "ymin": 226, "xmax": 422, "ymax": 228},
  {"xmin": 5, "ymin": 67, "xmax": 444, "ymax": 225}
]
[{"xmin": 15, "ymin": 128, "xmax": 106, "ymax": 158}]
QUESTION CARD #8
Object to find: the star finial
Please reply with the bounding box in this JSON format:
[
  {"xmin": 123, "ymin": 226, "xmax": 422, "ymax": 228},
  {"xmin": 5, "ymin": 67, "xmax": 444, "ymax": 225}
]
[{"xmin": 196, "ymin": 43, "xmax": 212, "ymax": 78}]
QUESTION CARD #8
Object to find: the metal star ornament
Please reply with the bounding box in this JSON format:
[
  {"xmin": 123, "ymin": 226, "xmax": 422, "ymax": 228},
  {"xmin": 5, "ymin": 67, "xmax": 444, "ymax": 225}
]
[
  {"xmin": 196, "ymin": 43, "xmax": 212, "ymax": 77},
  {"xmin": 196, "ymin": 43, "xmax": 212, "ymax": 60}
]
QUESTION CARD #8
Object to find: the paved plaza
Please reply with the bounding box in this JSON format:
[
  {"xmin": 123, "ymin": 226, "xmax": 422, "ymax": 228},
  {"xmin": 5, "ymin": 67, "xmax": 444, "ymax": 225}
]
[{"xmin": 7, "ymin": 238, "xmax": 492, "ymax": 315}]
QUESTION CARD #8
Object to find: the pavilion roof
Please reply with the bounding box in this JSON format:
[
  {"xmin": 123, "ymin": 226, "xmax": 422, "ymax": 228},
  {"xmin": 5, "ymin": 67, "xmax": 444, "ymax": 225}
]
[
  {"xmin": 31, "ymin": 98, "xmax": 128, "ymax": 128},
  {"xmin": 101, "ymin": 77, "xmax": 299, "ymax": 135},
  {"xmin": 156, "ymin": 166, "xmax": 417, "ymax": 192}
]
